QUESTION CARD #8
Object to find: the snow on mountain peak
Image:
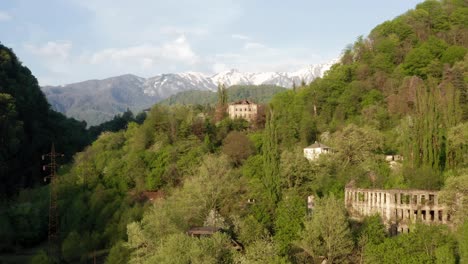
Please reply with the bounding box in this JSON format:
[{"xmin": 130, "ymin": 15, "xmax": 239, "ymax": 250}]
[{"xmin": 142, "ymin": 59, "xmax": 338, "ymax": 97}]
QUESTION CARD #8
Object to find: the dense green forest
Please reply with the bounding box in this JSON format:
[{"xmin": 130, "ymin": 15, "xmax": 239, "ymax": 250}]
[
  {"xmin": 1, "ymin": 0, "xmax": 467, "ymax": 263},
  {"xmin": 0, "ymin": 46, "xmax": 147, "ymax": 197},
  {"xmin": 0, "ymin": 44, "xmax": 90, "ymax": 197},
  {"xmin": 159, "ymin": 84, "xmax": 287, "ymax": 106}
]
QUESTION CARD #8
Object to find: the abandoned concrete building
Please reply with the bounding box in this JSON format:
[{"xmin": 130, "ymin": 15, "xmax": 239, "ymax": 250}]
[
  {"xmin": 345, "ymin": 187, "xmax": 451, "ymax": 234},
  {"xmin": 227, "ymin": 99, "xmax": 258, "ymax": 122}
]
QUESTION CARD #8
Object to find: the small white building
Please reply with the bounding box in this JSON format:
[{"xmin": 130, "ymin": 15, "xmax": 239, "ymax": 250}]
[
  {"xmin": 227, "ymin": 99, "xmax": 258, "ymax": 122},
  {"xmin": 385, "ymin": 155, "xmax": 403, "ymax": 169},
  {"xmin": 303, "ymin": 141, "xmax": 331, "ymax": 161}
]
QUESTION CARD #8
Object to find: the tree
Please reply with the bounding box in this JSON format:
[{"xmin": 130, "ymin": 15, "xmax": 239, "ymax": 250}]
[
  {"xmin": 262, "ymin": 110, "xmax": 281, "ymax": 204},
  {"xmin": 146, "ymin": 233, "xmax": 232, "ymax": 264},
  {"xmin": 105, "ymin": 241, "xmax": 130, "ymax": 264},
  {"xmin": 403, "ymin": 46, "xmax": 435, "ymax": 78},
  {"xmin": 215, "ymin": 83, "xmax": 228, "ymax": 122},
  {"xmin": 446, "ymin": 122, "xmax": 468, "ymax": 169},
  {"xmin": 398, "ymin": 78, "xmax": 449, "ymax": 172},
  {"xmin": 458, "ymin": 221, "xmax": 468, "ymax": 264},
  {"xmin": 365, "ymin": 224, "xmax": 456, "ymax": 264},
  {"xmin": 297, "ymin": 194, "xmax": 353, "ymax": 263},
  {"xmin": 62, "ymin": 231, "xmax": 85, "ymax": 263},
  {"xmin": 0, "ymin": 93, "xmax": 23, "ymax": 196},
  {"xmin": 233, "ymin": 215, "xmax": 268, "ymax": 245},
  {"xmin": 274, "ymin": 192, "xmax": 306, "ymax": 255},
  {"xmin": 222, "ymin": 131, "xmax": 255, "ymax": 166},
  {"xmin": 30, "ymin": 250, "xmax": 51, "ymax": 264},
  {"xmin": 280, "ymin": 147, "xmax": 314, "ymax": 190},
  {"xmin": 358, "ymin": 215, "xmax": 386, "ymax": 263},
  {"xmin": 439, "ymin": 172, "xmax": 468, "ymax": 227},
  {"xmin": 331, "ymin": 124, "xmax": 383, "ymax": 166},
  {"xmin": 441, "ymin": 45, "xmax": 466, "ymax": 65},
  {"xmin": 235, "ymin": 238, "xmax": 290, "ymax": 264}
]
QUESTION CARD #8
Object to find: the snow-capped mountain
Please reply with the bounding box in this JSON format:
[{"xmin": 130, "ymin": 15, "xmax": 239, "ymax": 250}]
[
  {"xmin": 143, "ymin": 72, "xmax": 217, "ymax": 97},
  {"xmin": 42, "ymin": 60, "xmax": 338, "ymax": 125},
  {"xmin": 208, "ymin": 60, "xmax": 336, "ymax": 88},
  {"xmin": 141, "ymin": 60, "xmax": 337, "ymax": 96}
]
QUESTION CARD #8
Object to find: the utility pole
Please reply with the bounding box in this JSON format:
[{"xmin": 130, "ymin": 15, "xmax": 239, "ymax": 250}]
[{"xmin": 43, "ymin": 143, "xmax": 63, "ymax": 262}]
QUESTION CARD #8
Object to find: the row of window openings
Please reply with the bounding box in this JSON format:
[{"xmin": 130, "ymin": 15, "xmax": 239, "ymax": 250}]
[
  {"xmin": 235, "ymin": 108, "xmax": 252, "ymax": 112},
  {"xmin": 394, "ymin": 209, "xmax": 450, "ymax": 222},
  {"xmin": 234, "ymin": 114, "xmax": 252, "ymax": 118},
  {"xmin": 352, "ymin": 192, "xmax": 437, "ymax": 205}
]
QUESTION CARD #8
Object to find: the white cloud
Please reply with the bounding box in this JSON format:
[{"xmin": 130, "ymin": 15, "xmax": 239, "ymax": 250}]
[
  {"xmin": 90, "ymin": 35, "xmax": 198, "ymax": 66},
  {"xmin": 244, "ymin": 42, "xmax": 266, "ymax": 50},
  {"xmin": 24, "ymin": 41, "xmax": 72, "ymax": 60},
  {"xmin": 209, "ymin": 45, "xmax": 328, "ymax": 74},
  {"xmin": 0, "ymin": 11, "xmax": 12, "ymax": 21},
  {"xmin": 231, "ymin": 34, "xmax": 249, "ymax": 40},
  {"xmin": 70, "ymin": 0, "xmax": 240, "ymax": 44},
  {"xmin": 160, "ymin": 26, "xmax": 208, "ymax": 36},
  {"xmin": 212, "ymin": 63, "xmax": 228, "ymax": 73}
]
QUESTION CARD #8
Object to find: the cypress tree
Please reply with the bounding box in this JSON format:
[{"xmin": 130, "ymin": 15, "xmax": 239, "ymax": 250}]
[{"xmin": 262, "ymin": 109, "xmax": 281, "ymax": 204}]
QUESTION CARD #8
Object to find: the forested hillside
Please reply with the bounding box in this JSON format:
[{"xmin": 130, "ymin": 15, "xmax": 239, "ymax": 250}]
[
  {"xmin": 1, "ymin": 0, "xmax": 467, "ymax": 263},
  {"xmin": 0, "ymin": 44, "xmax": 90, "ymax": 197},
  {"xmin": 159, "ymin": 84, "xmax": 287, "ymax": 106}
]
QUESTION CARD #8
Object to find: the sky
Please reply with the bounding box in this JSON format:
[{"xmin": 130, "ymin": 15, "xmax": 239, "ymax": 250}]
[{"xmin": 0, "ymin": 0, "xmax": 422, "ymax": 86}]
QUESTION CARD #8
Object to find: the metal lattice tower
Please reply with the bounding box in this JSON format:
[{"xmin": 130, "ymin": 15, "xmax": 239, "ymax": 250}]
[{"xmin": 43, "ymin": 143, "xmax": 63, "ymax": 261}]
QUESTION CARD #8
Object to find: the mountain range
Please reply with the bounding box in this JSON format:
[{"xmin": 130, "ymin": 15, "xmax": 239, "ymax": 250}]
[{"xmin": 42, "ymin": 60, "xmax": 337, "ymax": 126}]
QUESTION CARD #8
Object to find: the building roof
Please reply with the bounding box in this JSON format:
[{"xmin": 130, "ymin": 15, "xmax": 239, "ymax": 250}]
[
  {"xmin": 305, "ymin": 141, "xmax": 330, "ymax": 149},
  {"xmin": 230, "ymin": 99, "xmax": 256, "ymax": 105}
]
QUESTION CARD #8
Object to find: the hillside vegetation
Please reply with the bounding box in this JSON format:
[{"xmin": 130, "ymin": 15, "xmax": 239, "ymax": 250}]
[
  {"xmin": 159, "ymin": 84, "xmax": 287, "ymax": 106},
  {"xmin": 0, "ymin": 44, "xmax": 90, "ymax": 197},
  {"xmin": 0, "ymin": 0, "xmax": 467, "ymax": 263}
]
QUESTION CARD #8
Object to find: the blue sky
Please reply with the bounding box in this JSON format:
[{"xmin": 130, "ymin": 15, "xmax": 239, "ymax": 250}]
[{"xmin": 0, "ymin": 0, "xmax": 422, "ymax": 85}]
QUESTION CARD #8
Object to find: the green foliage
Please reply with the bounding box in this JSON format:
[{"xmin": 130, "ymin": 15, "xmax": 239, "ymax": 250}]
[
  {"xmin": 160, "ymin": 84, "xmax": 287, "ymax": 106},
  {"xmin": 0, "ymin": 187, "xmax": 49, "ymax": 249},
  {"xmin": 364, "ymin": 224, "xmax": 456, "ymax": 264},
  {"xmin": 357, "ymin": 215, "xmax": 386, "ymax": 260},
  {"xmin": 441, "ymin": 45, "xmax": 467, "ymax": 65},
  {"xmin": 274, "ymin": 192, "xmax": 306, "ymax": 255},
  {"xmin": 458, "ymin": 221, "xmax": 468, "ymax": 264},
  {"xmin": 262, "ymin": 110, "xmax": 281, "ymax": 204},
  {"xmin": 62, "ymin": 231, "xmax": 85, "ymax": 263},
  {"xmin": 105, "ymin": 241, "xmax": 131, "ymax": 264},
  {"xmin": 29, "ymin": 250, "xmax": 51, "ymax": 264},
  {"xmin": 233, "ymin": 215, "xmax": 268, "ymax": 245},
  {"xmin": 4, "ymin": 0, "xmax": 468, "ymax": 262},
  {"xmin": 235, "ymin": 239, "xmax": 291, "ymax": 264},
  {"xmin": 297, "ymin": 194, "xmax": 354, "ymax": 263},
  {"xmin": 88, "ymin": 109, "xmax": 145, "ymax": 141},
  {"xmin": 439, "ymin": 172, "xmax": 468, "ymax": 227},
  {"xmin": 403, "ymin": 45, "xmax": 436, "ymax": 78},
  {"xmin": 330, "ymin": 124, "xmax": 384, "ymax": 166},
  {"xmin": 147, "ymin": 232, "xmax": 233, "ymax": 264},
  {"xmin": 0, "ymin": 44, "xmax": 89, "ymax": 196},
  {"xmin": 279, "ymin": 147, "xmax": 314, "ymax": 192},
  {"xmin": 222, "ymin": 131, "xmax": 255, "ymax": 166}
]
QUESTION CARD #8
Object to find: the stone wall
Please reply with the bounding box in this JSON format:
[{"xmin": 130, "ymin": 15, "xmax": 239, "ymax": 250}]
[{"xmin": 345, "ymin": 187, "xmax": 451, "ymax": 234}]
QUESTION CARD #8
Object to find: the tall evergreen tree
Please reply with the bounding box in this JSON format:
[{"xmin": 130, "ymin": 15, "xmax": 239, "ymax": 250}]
[
  {"xmin": 215, "ymin": 83, "xmax": 228, "ymax": 122},
  {"xmin": 262, "ymin": 109, "xmax": 281, "ymax": 204}
]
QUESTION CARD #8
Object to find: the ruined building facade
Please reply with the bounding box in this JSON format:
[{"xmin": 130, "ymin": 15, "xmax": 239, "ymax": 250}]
[
  {"xmin": 227, "ymin": 99, "xmax": 258, "ymax": 122},
  {"xmin": 345, "ymin": 187, "xmax": 451, "ymax": 234}
]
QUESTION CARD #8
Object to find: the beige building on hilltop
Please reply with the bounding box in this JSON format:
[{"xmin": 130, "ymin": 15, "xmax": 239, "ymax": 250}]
[
  {"xmin": 227, "ymin": 99, "xmax": 258, "ymax": 122},
  {"xmin": 303, "ymin": 141, "xmax": 332, "ymax": 161}
]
